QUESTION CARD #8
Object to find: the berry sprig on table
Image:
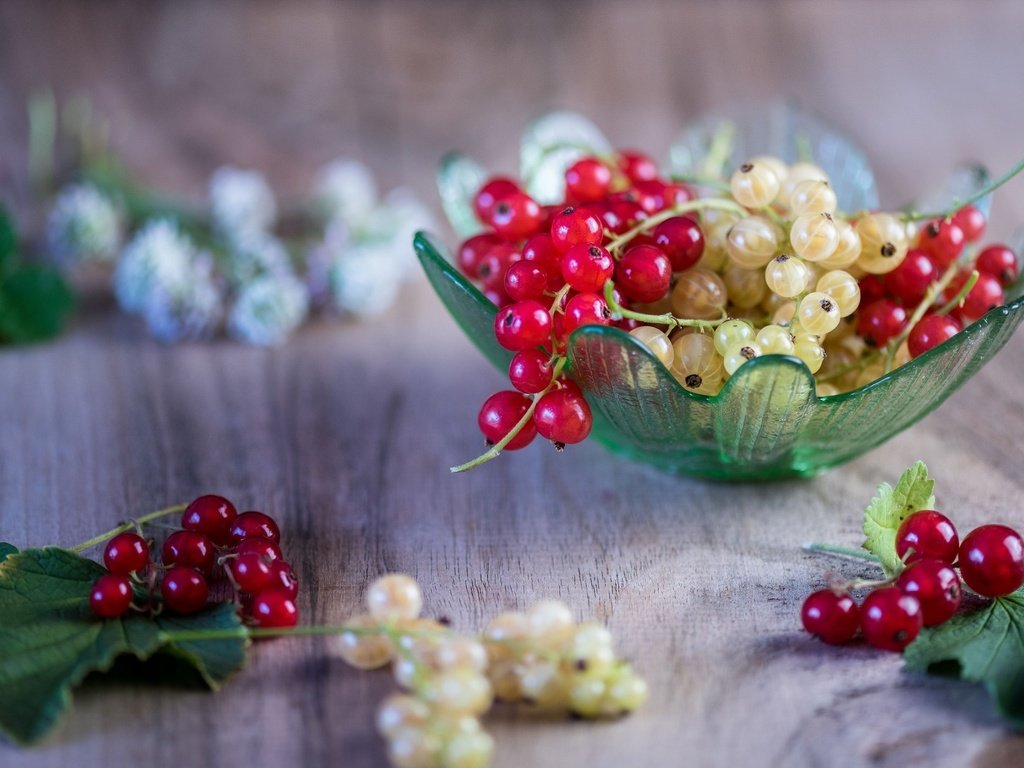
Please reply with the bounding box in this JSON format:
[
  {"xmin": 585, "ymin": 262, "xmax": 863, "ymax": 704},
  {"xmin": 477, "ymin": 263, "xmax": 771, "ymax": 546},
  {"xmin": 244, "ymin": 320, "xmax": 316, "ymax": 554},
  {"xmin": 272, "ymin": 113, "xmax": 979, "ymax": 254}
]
[
  {"xmin": 451, "ymin": 149, "xmax": 1024, "ymax": 472},
  {"xmin": 0, "ymin": 504, "xmax": 645, "ymax": 763},
  {"xmin": 801, "ymin": 462, "xmax": 1024, "ymax": 726}
]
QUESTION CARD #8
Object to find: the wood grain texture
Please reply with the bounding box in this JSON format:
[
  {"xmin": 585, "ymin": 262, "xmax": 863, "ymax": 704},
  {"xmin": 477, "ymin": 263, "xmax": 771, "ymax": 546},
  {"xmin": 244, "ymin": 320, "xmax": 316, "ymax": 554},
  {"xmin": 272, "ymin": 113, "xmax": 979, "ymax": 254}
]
[{"xmin": 2, "ymin": 1, "xmax": 1024, "ymax": 766}]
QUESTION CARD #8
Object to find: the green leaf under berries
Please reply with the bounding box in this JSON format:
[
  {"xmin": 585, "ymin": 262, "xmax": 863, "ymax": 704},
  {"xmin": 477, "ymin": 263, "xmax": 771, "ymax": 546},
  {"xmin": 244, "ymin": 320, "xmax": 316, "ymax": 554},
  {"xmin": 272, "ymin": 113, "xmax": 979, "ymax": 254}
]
[
  {"xmin": 0, "ymin": 543, "xmax": 17, "ymax": 563},
  {"xmin": 0, "ymin": 264, "xmax": 74, "ymax": 344},
  {"xmin": 905, "ymin": 590, "xmax": 1024, "ymax": 727},
  {"xmin": 862, "ymin": 461, "xmax": 936, "ymax": 576},
  {"xmin": 0, "ymin": 547, "xmax": 247, "ymax": 745}
]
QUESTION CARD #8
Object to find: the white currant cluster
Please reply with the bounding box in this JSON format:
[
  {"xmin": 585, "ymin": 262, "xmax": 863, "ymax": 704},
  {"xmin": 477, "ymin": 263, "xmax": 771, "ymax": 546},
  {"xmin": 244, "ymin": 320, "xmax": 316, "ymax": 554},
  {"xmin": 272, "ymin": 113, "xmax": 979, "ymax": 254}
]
[
  {"xmin": 47, "ymin": 158, "xmax": 434, "ymax": 344},
  {"xmin": 332, "ymin": 575, "xmax": 646, "ymax": 768}
]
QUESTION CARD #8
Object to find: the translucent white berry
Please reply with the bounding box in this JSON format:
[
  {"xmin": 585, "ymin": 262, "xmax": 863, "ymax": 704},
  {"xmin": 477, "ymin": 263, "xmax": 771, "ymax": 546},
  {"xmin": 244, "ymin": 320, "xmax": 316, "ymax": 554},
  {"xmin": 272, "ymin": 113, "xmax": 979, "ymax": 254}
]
[
  {"xmin": 629, "ymin": 326, "xmax": 674, "ymax": 368},
  {"xmin": 723, "ymin": 265, "xmax": 767, "ymax": 309},
  {"xmin": 723, "ymin": 341, "xmax": 762, "ymax": 375},
  {"xmin": 816, "ymin": 270, "xmax": 860, "ymax": 317},
  {"xmin": 725, "ymin": 216, "xmax": 782, "ymax": 269},
  {"xmin": 856, "ymin": 213, "xmax": 909, "ymax": 274},
  {"xmin": 713, "ymin": 319, "xmax": 755, "ymax": 356},
  {"xmin": 755, "ymin": 324, "xmax": 795, "ymax": 355},
  {"xmin": 335, "ymin": 613, "xmax": 394, "ymax": 669},
  {"xmin": 789, "ymin": 179, "xmax": 837, "ymax": 216},
  {"xmin": 376, "ymin": 694, "xmax": 431, "ymax": 739},
  {"xmin": 797, "ymin": 292, "xmax": 841, "ymax": 336},
  {"xmin": 790, "ymin": 213, "xmax": 839, "ymax": 262},
  {"xmin": 764, "ymin": 254, "xmax": 811, "ymax": 298},
  {"xmin": 366, "ymin": 574, "xmax": 423, "ymax": 621},
  {"xmin": 730, "ymin": 161, "xmax": 781, "ymax": 209}
]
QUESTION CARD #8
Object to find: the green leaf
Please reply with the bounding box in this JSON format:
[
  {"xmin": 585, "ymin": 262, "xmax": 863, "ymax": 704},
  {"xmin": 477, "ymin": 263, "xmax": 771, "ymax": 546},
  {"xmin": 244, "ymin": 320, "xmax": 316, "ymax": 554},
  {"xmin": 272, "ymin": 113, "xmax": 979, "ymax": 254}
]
[
  {"xmin": 0, "ymin": 265, "xmax": 74, "ymax": 344},
  {"xmin": 0, "ymin": 206, "xmax": 15, "ymax": 266},
  {"xmin": 0, "ymin": 547, "xmax": 247, "ymax": 745},
  {"xmin": 0, "ymin": 543, "xmax": 16, "ymax": 563},
  {"xmin": 862, "ymin": 461, "xmax": 936, "ymax": 576},
  {"xmin": 905, "ymin": 590, "xmax": 1024, "ymax": 726}
]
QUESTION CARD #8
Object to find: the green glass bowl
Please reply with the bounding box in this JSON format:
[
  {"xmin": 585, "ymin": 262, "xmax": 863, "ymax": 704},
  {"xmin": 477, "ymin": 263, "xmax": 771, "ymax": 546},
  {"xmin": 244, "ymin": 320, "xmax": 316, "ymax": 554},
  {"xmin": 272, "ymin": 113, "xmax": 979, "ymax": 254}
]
[{"xmin": 419, "ymin": 106, "xmax": 1024, "ymax": 479}]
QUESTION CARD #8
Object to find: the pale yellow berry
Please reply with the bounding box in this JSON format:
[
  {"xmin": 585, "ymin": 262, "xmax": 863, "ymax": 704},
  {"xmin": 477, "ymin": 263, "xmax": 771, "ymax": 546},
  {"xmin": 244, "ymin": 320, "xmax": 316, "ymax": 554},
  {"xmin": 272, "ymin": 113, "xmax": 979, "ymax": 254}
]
[
  {"xmin": 483, "ymin": 611, "xmax": 530, "ymax": 662},
  {"xmin": 527, "ymin": 600, "xmax": 575, "ymax": 645},
  {"xmin": 793, "ymin": 336, "xmax": 826, "ymax": 373},
  {"xmin": 713, "ymin": 319, "xmax": 755, "ymax": 356},
  {"xmin": 818, "ymin": 219, "xmax": 861, "ymax": 270},
  {"xmin": 730, "ymin": 161, "xmax": 781, "ymax": 209},
  {"xmin": 568, "ymin": 623, "xmax": 616, "ymax": 674},
  {"xmin": 671, "ymin": 332, "xmax": 724, "ymax": 393},
  {"xmin": 700, "ymin": 215, "xmax": 739, "ymax": 272},
  {"xmin": 723, "ymin": 264, "xmax": 767, "ymax": 308},
  {"xmin": 816, "ymin": 270, "xmax": 860, "ymax": 317},
  {"xmin": 790, "ymin": 212, "xmax": 839, "ymax": 262},
  {"xmin": 750, "ymin": 155, "xmax": 788, "ymax": 186},
  {"xmin": 441, "ymin": 730, "xmax": 495, "ymax": 768},
  {"xmin": 335, "ymin": 613, "xmax": 394, "ymax": 669},
  {"xmin": 779, "ymin": 162, "xmax": 828, "ymax": 210},
  {"xmin": 772, "ymin": 301, "xmax": 797, "ymax": 327},
  {"xmin": 629, "ymin": 326, "xmax": 674, "ymax": 368},
  {"xmin": 519, "ymin": 660, "xmax": 569, "ymax": 710},
  {"xmin": 764, "ymin": 254, "xmax": 811, "ymax": 298},
  {"xmin": 387, "ymin": 726, "xmax": 442, "ymax": 768},
  {"xmin": 755, "ymin": 324, "xmax": 795, "ymax": 355},
  {"xmin": 376, "ymin": 694, "xmax": 431, "ymax": 739},
  {"xmin": 422, "ymin": 669, "xmax": 493, "ymax": 716},
  {"xmin": 725, "ymin": 216, "xmax": 782, "ymax": 269},
  {"xmin": 366, "ymin": 574, "xmax": 423, "ymax": 621},
  {"xmin": 789, "ymin": 179, "xmax": 837, "ymax": 216},
  {"xmin": 488, "ymin": 660, "xmax": 523, "ymax": 701},
  {"xmin": 393, "ymin": 657, "xmax": 419, "ymax": 689},
  {"xmin": 723, "ymin": 341, "xmax": 762, "ymax": 375},
  {"xmin": 856, "ymin": 213, "xmax": 909, "ymax": 274},
  {"xmin": 604, "ymin": 671, "xmax": 649, "ymax": 713},
  {"xmin": 568, "ymin": 675, "xmax": 608, "ymax": 717},
  {"xmin": 797, "ymin": 292, "xmax": 841, "ymax": 335},
  {"xmin": 434, "ymin": 637, "xmax": 489, "ymax": 673},
  {"xmin": 671, "ymin": 268, "xmax": 727, "ymax": 319}
]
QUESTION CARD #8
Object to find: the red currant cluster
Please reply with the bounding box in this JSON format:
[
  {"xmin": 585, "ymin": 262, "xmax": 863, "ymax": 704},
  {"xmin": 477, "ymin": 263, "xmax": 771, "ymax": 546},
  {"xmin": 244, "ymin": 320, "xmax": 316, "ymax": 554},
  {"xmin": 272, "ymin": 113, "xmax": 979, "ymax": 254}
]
[
  {"xmin": 88, "ymin": 494, "xmax": 299, "ymax": 628},
  {"xmin": 857, "ymin": 209, "xmax": 1017, "ymax": 357},
  {"xmin": 802, "ymin": 512, "xmax": 1024, "ymax": 651},
  {"xmin": 459, "ymin": 151, "xmax": 703, "ymax": 457}
]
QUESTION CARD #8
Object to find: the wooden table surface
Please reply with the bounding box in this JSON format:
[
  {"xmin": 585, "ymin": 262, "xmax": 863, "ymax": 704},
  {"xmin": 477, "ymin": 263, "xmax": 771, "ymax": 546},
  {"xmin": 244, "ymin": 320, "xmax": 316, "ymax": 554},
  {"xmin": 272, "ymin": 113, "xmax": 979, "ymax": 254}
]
[{"xmin": 3, "ymin": 2, "xmax": 1024, "ymax": 766}]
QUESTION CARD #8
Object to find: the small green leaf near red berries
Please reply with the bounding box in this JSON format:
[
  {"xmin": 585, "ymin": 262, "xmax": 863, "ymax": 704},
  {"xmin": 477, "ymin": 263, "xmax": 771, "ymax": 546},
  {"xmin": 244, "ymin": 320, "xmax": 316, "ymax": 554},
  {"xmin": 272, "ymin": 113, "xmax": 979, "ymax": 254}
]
[
  {"xmin": 862, "ymin": 460, "xmax": 936, "ymax": 576},
  {"xmin": 0, "ymin": 547, "xmax": 246, "ymax": 745}
]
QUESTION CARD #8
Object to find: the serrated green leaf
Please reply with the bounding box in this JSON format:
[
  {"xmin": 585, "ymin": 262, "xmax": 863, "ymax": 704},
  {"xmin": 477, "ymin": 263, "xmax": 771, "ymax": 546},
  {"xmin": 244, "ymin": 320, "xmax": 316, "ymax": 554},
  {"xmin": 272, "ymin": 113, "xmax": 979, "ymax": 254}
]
[
  {"xmin": 0, "ymin": 543, "xmax": 16, "ymax": 563},
  {"xmin": 0, "ymin": 265, "xmax": 74, "ymax": 344},
  {"xmin": 862, "ymin": 461, "xmax": 936, "ymax": 576},
  {"xmin": 0, "ymin": 547, "xmax": 247, "ymax": 745},
  {"xmin": 0, "ymin": 206, "xmax": 15, "ymax": 266},
  {"xmin": 905, "ymin": 590, "xmax": 1024, "ymax": 726}
]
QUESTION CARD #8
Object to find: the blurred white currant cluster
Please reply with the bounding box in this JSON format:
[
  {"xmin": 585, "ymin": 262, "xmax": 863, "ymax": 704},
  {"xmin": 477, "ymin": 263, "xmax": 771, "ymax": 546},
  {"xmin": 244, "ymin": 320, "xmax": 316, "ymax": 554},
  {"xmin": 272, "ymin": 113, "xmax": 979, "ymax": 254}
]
[{"xmin": 46, "ymin": 159, "xmax": 435, "ymax": 345}]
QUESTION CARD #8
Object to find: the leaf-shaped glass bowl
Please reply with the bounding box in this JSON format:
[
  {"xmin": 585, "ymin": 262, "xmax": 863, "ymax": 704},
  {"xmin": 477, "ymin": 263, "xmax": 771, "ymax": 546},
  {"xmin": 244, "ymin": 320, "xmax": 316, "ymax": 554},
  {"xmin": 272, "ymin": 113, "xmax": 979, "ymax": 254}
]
[{"xmin": 418, "ymin": 106, "xmax": 1024, "ymax": 479}]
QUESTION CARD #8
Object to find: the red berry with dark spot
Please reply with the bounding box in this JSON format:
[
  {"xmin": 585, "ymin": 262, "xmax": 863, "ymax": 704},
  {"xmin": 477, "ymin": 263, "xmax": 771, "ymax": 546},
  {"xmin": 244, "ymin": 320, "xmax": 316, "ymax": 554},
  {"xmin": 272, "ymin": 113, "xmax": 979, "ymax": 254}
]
[
  {"xmin": 161, "ymin": 566, "xmax": 209, "ymax": 614},
  {"xmin": 563, "ymin": 292, "xmax": 610, "ymax": 336},
  {"xmin": 976, "ymin": 244, "xmax": 1019, "ymax": 287},
  {"xmin": 522, "ymin": 234, "xmax": 563, "ymax": 290},
  {"xmin": 561, "ymin": 243, "xmax": 615, "ymax": 293},
  {"xmin": 457, "ymin": 233, "xmax": 502, "ymax": 278},
  {"xmin": 857, "ymin": 300, "xmax": 908, "ymax": 347},
  {"xmin": 533, "ymin": 388, "xmax": 593, "ymax": 445},
  {"xmin": 475, "ymin": 242, "xmax": 521, "ymax": 291},
  {"xmin": 162, "ymin": 530, "xmax": 216, "ymax": 575},
  {"xmin": 103, "ymin": 532, "xmax": 150, "ymax": 576},
  {"xmin": 494, "ymin": 301, "xmax": 553, "ymax": 352},
  {"xmin": 616, "ymin": 245, "xmax": 672, "ymax": 303},
  {"xmin": 653, "ymin": 216, "xmax": 704, "ymax": 272},
  {"xmin": 477, "ymin": 391, "xmax": 536, "ymax": 450},
  {"xmin": 617, "ymin": 150, "xmax": 659, "ymax": 183},
  {"xmin": 885, "ymin": 249, "xmax": 937, "ymax": 305},
  {"xmin": 489, "ymin": 192, "xmax": 543, "ymax": 240},
  {"xmin": 800, "ymin": 589, "xmax": 860, "ymax": 645},
  {"xmin": 958, "ymin": 524, "xmax": 1024, "ymax": 597},
  {"xmin": 90, "ymin": 574, "xmax": 133, "ymax": 618},
  {"xmin": 565, "ymin": 157, "xmax": 613, "ymax": 203},
  {"xmin": 860, "ymin": 587, "xmax": 923, "ymax": 652},
  {"xmin": 550, "ymin": 206, "xmax": 604, "ymax": 253},
  {"xmin": 896, "ymin": 510, "xmax": 960, "ymax": 564},
  {"xmin": 907, "ymin": 314, "xmax": 960, "ymax": 358},
  {"xmin": 228, "ymin": 511, "xmax": 281, "ymax": 545},
  {"xmin": 959, "ymin": 272, "xmax": 1004, "ymax": 322},
  {"xmin": 473, "ymin": 177, "xmax": 519, "ymax": 222},
  {"xmin": 897, "ymin": 559, "xmax": 962, "ymax": 626},
  {"xmin": 952, "ymin": 205, "xmax": 986, "ymax": 242},
  {"xmin": 251, "ymin": 588, "xmax": 299, "ymax": 628},
  {"xmin": 918, "ymin": 218, "xmax": 966, "ymax": 269},
  {"xmin": 182, "ymin": 495, "xmax": 237, "ymax": 546},
  {"xmin": 631, "ymin": 180, "xmax": 669, "ymax": 214},
  {"xmin": 509, "ymin": 349, "xmax": 553, "ymax": 394}
]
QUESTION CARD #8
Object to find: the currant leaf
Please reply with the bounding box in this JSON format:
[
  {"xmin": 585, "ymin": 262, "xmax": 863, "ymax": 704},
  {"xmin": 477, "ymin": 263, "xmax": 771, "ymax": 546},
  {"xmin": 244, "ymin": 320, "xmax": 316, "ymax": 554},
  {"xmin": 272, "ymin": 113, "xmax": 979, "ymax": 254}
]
[
  {"xmin": 0, "ymin": 547, "xmax": 247, "ymax": 745},
  {"xmin": 862, "ymin": 461, "xmax": 936, "ymax": 576},
  {"xmin": 0, "ymin": 265, "xmax": 74, "ymax": 344},
  {"xmin": 904, "ymin": 590, "xmax": 1024, "ymax": 726}
]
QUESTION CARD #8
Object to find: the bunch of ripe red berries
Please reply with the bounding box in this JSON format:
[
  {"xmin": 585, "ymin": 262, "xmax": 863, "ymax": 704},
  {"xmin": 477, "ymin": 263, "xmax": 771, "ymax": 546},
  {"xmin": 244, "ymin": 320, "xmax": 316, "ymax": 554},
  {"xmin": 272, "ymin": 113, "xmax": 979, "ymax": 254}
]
[
  {"xmin": 88, "ymin": 494, "xmax": 299, "ymax": 628},
  {"xmin": 802, "ymin": 513, "xmax": 1024, "ymax": 651},
  {"xmin": 452, "ymin": 147, "xmax": 1019, "ymax": 468}
]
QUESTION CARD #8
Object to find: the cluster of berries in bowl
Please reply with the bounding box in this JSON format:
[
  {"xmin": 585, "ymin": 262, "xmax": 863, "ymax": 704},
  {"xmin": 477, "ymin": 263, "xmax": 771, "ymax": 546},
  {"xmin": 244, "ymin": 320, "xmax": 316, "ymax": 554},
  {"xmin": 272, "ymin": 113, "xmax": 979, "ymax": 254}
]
[
  {"xmin": 801, "ymin": 512, "xmax": 1024, "ymax": 651},
  {"xmin": 451, "ymin": 145, "xmax": 1019, "ymax": 468},
  {"xmin": 88, "ymin": 494, "xmax": 299, "ymax": 628}
]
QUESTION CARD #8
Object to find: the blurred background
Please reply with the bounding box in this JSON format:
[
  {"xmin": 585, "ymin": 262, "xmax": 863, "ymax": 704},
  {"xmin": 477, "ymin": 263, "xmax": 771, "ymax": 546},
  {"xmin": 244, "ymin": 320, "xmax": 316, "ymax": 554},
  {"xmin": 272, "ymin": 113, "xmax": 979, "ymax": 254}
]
[{"xmin": 2, "ymin": 0, "xmax": 1023, "ymax": 239}]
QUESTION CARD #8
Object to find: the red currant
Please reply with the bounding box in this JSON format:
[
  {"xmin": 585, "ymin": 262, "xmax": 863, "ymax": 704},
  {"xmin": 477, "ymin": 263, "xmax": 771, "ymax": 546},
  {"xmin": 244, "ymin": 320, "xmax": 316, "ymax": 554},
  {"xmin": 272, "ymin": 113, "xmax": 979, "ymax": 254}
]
[
  {"xmin": 457, "ymin": 233, "xmax": 502, "ymax": 278},
  {"xmin": 565, "ymin": 157, "xmax": 613, "ymax": 203},
  {"xmin": 251, "ymin": 588, "xmax": 299, "ymax": 628},
  {"xmin": 958, "ymin": 524, "xmax": 1024, "ymax": 597},
  {"xmin": 918, "ymin": 219, "xmax": 965, "ymax": 269},
  {"xmin": 561, "ymin": 244, "xmax": 614, "ymax": 293},
  {"xmin": 161, "ymin": 566, "xmax": 210, "ymax": 614},
  {"xmin": 504, "ymin": 261, "xmax": 549, "ymax": 302},
  {"xmin": 181, "ymin": 494, "xmax": 237, "ymax": 547},
  {"xmin": 856, "ymin": 300, "xmax": 908, "ymax": 347},
  {"xmin": 907, "ymin": 314, "xmax": 960, "ymax": 358},
  {"xmin": 615, "ymin": 245, "xmax": 672, "ymax": 303},
  {"xmin": 896, "ymin": 559, "xmax": 962, "ymax": 626},
  {"xmin": 509, "ymin": 349, "xmax": 553, "ymax": 394},
  {"xmin": 550, "ymin": 206, "xmax": 603, "ymax": 253},
  {"xmin": 959, "ymin": 272, "xmax": 1004, "ymax": 322},
  {"xmin": 885, "ymin": 249, "xmax": 937, "ymax": 305},
  {"xmin": 661, "ymin": 182, "xmax": 693, "ymax": 208},
  {"xmin": 522, "ymin": 234, "xmax": 563, "ymax": 290},
  {"xmin": 563, "ymin": 292, "xmax": 611, "ymax": 336},
  {"xmin": 489, "ymin": 192, "xmax": 543, "ymax": 241},
  {"xmin": 895, "ymin": 510, "xmax": 960, "ymax": 564},
  {"xmin": 476, "ymin": 242, "xmax": 521, "ymax": 291},
  {"xmin": 653, "ymin": 216, "xmax": 704, "ymax": 272},
  {"xmin": 162, "ymin": 530, "xmax": 216, "ymax": 575},
  {"xmin": 229, "ymin": 552, "xmax": 276, "ymax": 594},
  {"xmin": 90, "ymin": 573, "xmax": 133, "ymax": 618},
  {"xmin": 800, "ymin": 589, "xmax": 860, "ymax": 645},
  {"xmin": 269, "ymin": 560, "xmax": 299, "ymax": 599},
  {"xmin": 952, "ymin": 205, "xmax": 986, "ymax": 242},
  {"xmin": 617, "ymin": 150, "xmax": 659, "ymax": 183},
  {"xmin": 533, "ymin": 388, "xmax": 592, "ymax": 446},
  {"xmin": 494, "ymin": 301, "xmax": 553, "ymax": 352},
  {"xmin": 227, "ymin": 511, "xmax": 281, "ymax": 545},
  {"xmin": 858, "ymin": 275, "xmax": 888, "ymax": 306},
  {"xmin": 976, "ymin": 244, "xmax": 1019, "ymax": 287},
  {"xmin": 477, "ymin": 391, "xmax": 536, "ymax": 450},
  {"xmin": 860, "ymin": 587, "xmax": 923, "ymax": 652},
  {"xmin": 631, "ymin": 180, "xmax": 670, "ymax": 215},
  {"xmin": 236, "ymin": 536, "xmax": 282, "ymax": 562},
  {"xmin": 473, "ymin": 177, "xmax": 519, "ymax": 223},
  {"xmin": 103, "ymin": 532, "xmax": 150, "ymax": 576}
]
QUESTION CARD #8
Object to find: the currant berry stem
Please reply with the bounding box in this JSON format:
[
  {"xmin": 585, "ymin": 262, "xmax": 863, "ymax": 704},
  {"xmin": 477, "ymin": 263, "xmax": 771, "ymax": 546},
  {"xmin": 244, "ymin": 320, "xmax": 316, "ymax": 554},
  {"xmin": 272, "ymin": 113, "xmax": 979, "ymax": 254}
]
[
  {"xmin": 935, "ymin": 270, "xmax": 979, "ymax": 316},
  {"xmin": 883, "ymin": 257, "xmax": 964, "ymax": 373},
  {"xmin": 604, "ymin": 198, "xmax": 748, "ymax": 253},
  {"xmin": 802, "ymin": 542, "xmax": 882, "ymax": 564},
  {"xmin": 903, "ymin": 155, "xmax": 1024, "ymax": 222},
  {"xmin": 603, "ymin": 279, "xmax": 728, "ymax": 332},
  {"xmin": 68, "ymin": 503, "xmax": 188, "ymax": 553}
]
